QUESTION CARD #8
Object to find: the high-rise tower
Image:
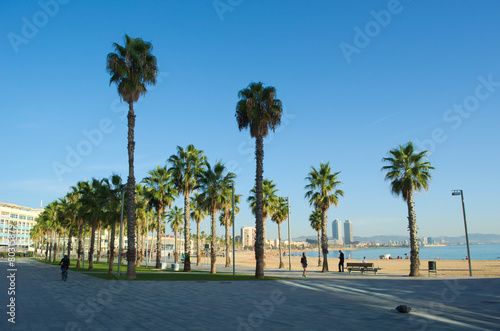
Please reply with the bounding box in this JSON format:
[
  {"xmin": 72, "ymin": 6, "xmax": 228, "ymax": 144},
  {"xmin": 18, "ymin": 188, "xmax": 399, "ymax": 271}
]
[
  {"xmin": 332, "ymin": 219, "xmax": 343, "ymax": 245},
  {"xmin": 344, "ymin": 220, "xmax": 353, "ymax": 245}
]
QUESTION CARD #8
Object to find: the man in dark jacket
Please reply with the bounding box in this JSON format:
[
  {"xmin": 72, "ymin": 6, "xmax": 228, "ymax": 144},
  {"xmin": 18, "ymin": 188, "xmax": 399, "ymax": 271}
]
[{"xmin": 338, "ymin": 250, "xmax": 344, "ymax": 272}]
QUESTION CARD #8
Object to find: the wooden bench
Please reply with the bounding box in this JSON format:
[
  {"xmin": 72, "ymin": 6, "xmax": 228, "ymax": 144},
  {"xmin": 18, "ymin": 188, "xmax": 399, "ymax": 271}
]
[{"xmin": 346, "ymin": 262, "xmax": 382, "ymax": 274}]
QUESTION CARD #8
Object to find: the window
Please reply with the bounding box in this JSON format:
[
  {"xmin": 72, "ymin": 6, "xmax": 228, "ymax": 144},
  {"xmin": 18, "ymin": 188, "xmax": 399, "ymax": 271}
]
[
  {"xmin": 19, "ymin": 215, "xmax": 26, "ymax": 220},
  {"xmin": 10, "ymin": 214, "xmax": 18, "ymax": 219},
  {"xmin": 1, "ymin": 211, "xmax": 9, "ymax": 216},
  {"xmin": 27, "ymin": 216, "xmax": 33, "ymax": 220}
]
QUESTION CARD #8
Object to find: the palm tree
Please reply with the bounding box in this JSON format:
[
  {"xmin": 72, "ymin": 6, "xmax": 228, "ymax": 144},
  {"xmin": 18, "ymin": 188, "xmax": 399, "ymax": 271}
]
[
  {"xmin": 107, "ymin": 34, "xmax": 158, "ymax": 279},
  {"xmin": 219, "ymin": 190, "xmax": 241, "ymax": 267},
  {"xmin": 101, "ymin": 175, "xmax": 124, "ymax": 275},
  {"xmin": 271, "ymin": 197, "xmax": 288, "ymax": 269},
  {"xmin": 167, "ymin": 206, "xmax": 184, "ymax": 263},
  {"xmin": 382, "ymin": 141, "xmax": 434, "ymax": 277},
  {"xmin": 247, "ymin": 178, "xmax": 279, "ymax": 267},
  {"xmin": 305, "ymin": 162, "xmax": 344, "ymax": 272},
  {"xmin": 143, "ymin": 165, "xmax": 178, "ymax": 268},
  {"xmin": 309, "ymin": 209, "xmax": 322, "ymax": 267},
  {"xmin": 235, "ymin": 81, "xmax": 283, "ymax": 279},
  {"xmin": 190, "ymin": 193, "xmax": 207, "ymax": 266},
  {"xmin": 198, "ymin": 161, "xmax": 236, "ymax": 274},
  {"xmin": 168, "ymin": 144, "xmax": 207, "ymax": 272}
]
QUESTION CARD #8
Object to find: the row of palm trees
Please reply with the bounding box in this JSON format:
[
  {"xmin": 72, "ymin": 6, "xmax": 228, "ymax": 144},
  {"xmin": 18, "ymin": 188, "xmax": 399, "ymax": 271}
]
[
  {"xmin": 31, "ymin": 148, "xmax": 244, "ymax": 275},
  {"xmin": 104, "ymin": 34, "xmax": 433, "ymax": 278}
]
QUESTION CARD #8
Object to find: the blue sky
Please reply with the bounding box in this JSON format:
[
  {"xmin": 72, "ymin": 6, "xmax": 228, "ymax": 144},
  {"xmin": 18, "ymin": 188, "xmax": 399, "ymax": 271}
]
[{"xmin": 2, "ymin": 0, "xmax": 500, "ymax": 240}]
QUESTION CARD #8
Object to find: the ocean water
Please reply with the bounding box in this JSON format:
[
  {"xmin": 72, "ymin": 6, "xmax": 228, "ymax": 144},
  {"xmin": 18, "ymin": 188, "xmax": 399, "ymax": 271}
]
[{"xmin": 303, "ymin": 244, "xmax": 500, "ymax": 260}]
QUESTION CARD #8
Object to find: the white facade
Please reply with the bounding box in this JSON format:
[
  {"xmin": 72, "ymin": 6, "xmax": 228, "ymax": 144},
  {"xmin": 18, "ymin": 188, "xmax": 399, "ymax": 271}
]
[
  {"xmin": 0, "ymin": 202, "xmax": 43, "ymax": 250},
  {"xmin": 241, "ymin": 227, "xmax": 256, "ymax": 248}
]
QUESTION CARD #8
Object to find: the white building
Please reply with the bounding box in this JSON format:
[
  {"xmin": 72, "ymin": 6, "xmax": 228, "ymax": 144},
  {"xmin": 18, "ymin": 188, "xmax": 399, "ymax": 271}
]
[
  {"xmin": 0, "ymin": 202, "xmax": 43, "ymax": 250},
  {"xmin": 241, "ymin": 227, "xmax": 256, "ymax": 248}
]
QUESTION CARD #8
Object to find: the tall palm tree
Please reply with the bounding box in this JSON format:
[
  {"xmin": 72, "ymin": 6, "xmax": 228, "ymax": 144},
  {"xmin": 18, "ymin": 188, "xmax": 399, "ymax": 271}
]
[
  {"xmin": 168, "ymin": 144, "xmax": 207, "ymax": 272},
  {"xmin": 143, "ymin": 165, "xmax": 178, "ymax": 268},
  {"xmin": 305, "ymin": 162, "xmax": 344, "ymax": 272},
  {"xmin": 271, "ymin": 197, "xmax": 288, "ymax": 269},
  {"xmin": 235, "ymin": 81, "xmax": 283, "ymax": 279},
  {"xmin": 382, "ymin": 141, "xmax": 434, "ymax": 277},
  {"xmin": 219, "ymin": 190, "xmax": 241, "ymax": 267},
  {"xmin": 198, "ymin": 161, "xmax": 236, "ymax": 274},
  {"xmin": 107, "ymin": 34, "xmax": 158, "ymax": 279},
  {"xmin": 167, "ymin": 206, "xmax": 183, "ymax": 263},
  {"xmin": 247, "ymin": 178, "xmax": 279, "ymax": 267},
  {"xmin": 190, "ymin": 193, "xmax": 207, "ymax": 266},
  {"xmin": 309, "ymin": 209, "xmax": 322, "ymax": 267}
]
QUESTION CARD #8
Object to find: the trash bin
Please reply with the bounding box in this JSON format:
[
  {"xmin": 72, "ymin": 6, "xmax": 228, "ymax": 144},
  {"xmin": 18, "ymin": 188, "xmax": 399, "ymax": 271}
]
[
  {"xmin": 171, "ymin": 263, "xmax": 179, "ymax": 271},
  {"xmin": 428, "ymin": 261, "xmax": 437, "ymax": 276},
  {"xmin": 160, "ymin": 263, "xmax": 167, "ymax": 270}
]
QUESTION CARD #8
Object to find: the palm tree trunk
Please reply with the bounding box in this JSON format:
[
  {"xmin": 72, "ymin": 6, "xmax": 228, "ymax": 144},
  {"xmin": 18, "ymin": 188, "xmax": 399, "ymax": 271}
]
[
  {"xmin": 225, "ymin": 223, "xmax": 230, "ymax": 267},
  {"xmin": 197, "ymin": 220, "xmax": 201, "ymax": 266},
  {"xmin": 108, "ymin": 222, "xmax": 116, "ymax": 275},
  {"xmin": 126, "ymin": 101, "xmax": 137, "ymax": 280},
  {"xmin": 88, "ymin": 223, "xmax": 96, "ymax": 270},
  {"xmin": 317, "ymin": 230, "xmax": 321, "ymax": 267},
  {"xmin": 136, "ymin": 224, "xmax": 141, "ymax": 267},
  {"xmin": 321, "ymin": 210, "xmax": 329, "ymax": 272},
  {"xmin": 254, "ymin": 134, "xmax": 264, "ymax": 279},
  {"xmin": 407, "ymin": 192, "xmax": 420, "ymax": 276},
  {"xmin": 52, "ymin": 232, "xmax": 58, "ymax": 263},
  {"xmin": 48, "ymin": 232, "xmax": 53, "ymax": 262},
  {"xmin": 278, "ymin": 223, "xmax": 284, "ymax": 269},
  {"xmin": 107, "ymin": 228, "xmax": 111, "ymax": 263},
  {"xmin": 45, "ymin": 235, "xmax": 49, "ymax": 261},
  {"xmin": 210, "ymin": 211, "xmax": 217, "ymax": 274},
  {"xmin": 76, "ymin": 223, "xmax": 83, "ymax": 268},
  {"xmin": 183, "ymin": 193, "xmax": 192, "ymax": 272},
  {"xmin": 96, "ymin": 227, "xmax": 101, "ymax": 263},
  {"xmin": 174, "ymin": 228, "xmax": 178, "ymax": 263},
  {"xmin": 67, "ymin": 230, "xmax": 72, "ymax": 258},
  {"xmin": 156, "ymin": 210, "xmax": 162, "ymax": 268}
]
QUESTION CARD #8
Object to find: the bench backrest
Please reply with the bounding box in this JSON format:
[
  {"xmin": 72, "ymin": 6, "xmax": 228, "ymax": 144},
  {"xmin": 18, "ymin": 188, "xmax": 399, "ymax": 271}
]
[{"xmin": 346, "ymin": 263, "xmax": 374, "ymax": 268}]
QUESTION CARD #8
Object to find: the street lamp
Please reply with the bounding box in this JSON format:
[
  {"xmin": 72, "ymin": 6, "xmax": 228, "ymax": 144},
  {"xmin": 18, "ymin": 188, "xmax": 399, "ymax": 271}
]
[
  {"xmin": 452, "ymin": 190, "xmax": 472, "ymax": 276},
  {"xmin": 229, "ymin": 184, "xmax": 235, "ymax": 277},
  {"xmin": 284, "ymin": 197, "xmax": 291, "ymax": 271}
]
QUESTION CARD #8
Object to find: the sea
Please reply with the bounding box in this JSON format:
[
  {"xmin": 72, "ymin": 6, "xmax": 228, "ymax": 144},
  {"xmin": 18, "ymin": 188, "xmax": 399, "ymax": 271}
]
[{"xmin": 303, "ymin": 244, "xmax": 500, "ymax": 260}]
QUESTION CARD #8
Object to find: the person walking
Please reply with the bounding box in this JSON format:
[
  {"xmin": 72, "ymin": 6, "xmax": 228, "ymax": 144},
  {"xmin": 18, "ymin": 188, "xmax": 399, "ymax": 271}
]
[
  {"xmin": 300, "ymin": 252, "xmax": 308, "ymax": 278},
  {"xmin": 338, "ymin": 250, "xmax": 344, "ymax": 272}
]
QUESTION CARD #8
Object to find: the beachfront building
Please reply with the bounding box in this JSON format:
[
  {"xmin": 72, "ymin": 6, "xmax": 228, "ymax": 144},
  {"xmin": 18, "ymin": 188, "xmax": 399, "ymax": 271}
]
[
  {"xmin": 344, "ymin": 220, "xmax": 353, "ymax": 245},
  {"xmin": 0, "ymin": 202, "xmax": 43, "ymax": 251},
  {"xmin": 332, "ymin": 219, "xmax": 343, "ymax": 245},
  {"xmin": 241, "ymin": 226, "xmax": 256, "ymax": 248}
]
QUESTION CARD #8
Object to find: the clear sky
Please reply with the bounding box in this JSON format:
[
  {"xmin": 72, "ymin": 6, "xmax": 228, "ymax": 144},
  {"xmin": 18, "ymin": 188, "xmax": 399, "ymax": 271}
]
[{"xmin": 2, "ymin": 1, "xmax": 500, "ymax": 240}]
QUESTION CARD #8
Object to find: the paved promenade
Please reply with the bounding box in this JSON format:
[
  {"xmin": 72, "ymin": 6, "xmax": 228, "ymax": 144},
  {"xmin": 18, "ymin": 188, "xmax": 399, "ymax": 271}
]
[{"xmin": 1, "ymin": 258, "xmax": 500, "ymax": 330}]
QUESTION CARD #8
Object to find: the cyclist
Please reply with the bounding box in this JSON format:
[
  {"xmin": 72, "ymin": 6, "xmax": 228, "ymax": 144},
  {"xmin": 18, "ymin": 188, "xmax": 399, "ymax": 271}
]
[{"xmin": 59, "ymin": 255, "xmax": 70, "ymax": 281}]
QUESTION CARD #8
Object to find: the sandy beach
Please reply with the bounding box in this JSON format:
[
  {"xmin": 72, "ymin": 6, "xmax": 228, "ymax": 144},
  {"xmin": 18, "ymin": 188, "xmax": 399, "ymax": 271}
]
[{"xmin": 233, "ymin": 250, "xmax": 500, "ymax": 277}]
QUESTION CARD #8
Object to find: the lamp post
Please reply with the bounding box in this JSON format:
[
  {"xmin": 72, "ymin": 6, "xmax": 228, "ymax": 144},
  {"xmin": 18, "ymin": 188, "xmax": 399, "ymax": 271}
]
[
  {"xmin": 452, "ymin": 190, "xmax": 472, "ymax": 276},
  {"xmin": 284, "ymin": 197, "xmax": 291, "ymax": 271},
  {"xmin": 117, "ymin": 188, "xmax": 125, "ymax": 276}
]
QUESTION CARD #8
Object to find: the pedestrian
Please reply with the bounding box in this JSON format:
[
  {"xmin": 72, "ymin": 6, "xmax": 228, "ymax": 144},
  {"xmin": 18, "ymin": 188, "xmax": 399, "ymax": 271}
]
[
  {"xmin": 338, "ymin": 250, "xmax": 344, "ymax": 272},
  {"xmin": 300, "ymin": 252, "xmax": 308, "ymax": 278},
  {"xmin": 362, "ymin": 256, "xmax": 367, "ymax": 263}
]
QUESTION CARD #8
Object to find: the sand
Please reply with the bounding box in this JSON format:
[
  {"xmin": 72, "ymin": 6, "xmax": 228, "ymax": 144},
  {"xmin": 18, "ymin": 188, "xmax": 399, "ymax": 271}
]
[{"xmin": 233, "ymin": 250, "xmax": 500, "ymax": 277}]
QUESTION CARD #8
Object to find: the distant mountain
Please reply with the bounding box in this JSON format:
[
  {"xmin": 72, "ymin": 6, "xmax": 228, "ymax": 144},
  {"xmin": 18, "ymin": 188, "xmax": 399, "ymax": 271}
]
[{"xmin": 294, "ymin": 233, "xmax": 500, "ymax": 245}]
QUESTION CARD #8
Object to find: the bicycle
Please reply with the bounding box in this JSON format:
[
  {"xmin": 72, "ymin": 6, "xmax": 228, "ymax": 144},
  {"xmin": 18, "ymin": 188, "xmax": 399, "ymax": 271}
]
[{"xmin": 61, "ymin": 267, "xmax": 68, "ymax": 281}]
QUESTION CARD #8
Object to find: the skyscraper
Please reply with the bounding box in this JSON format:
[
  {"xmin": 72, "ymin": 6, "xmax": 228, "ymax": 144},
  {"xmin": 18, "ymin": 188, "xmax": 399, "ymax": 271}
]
[
  {"xmin": 344, "ymin": 220, "xmax": 353, "ymax": 245},
  {"xmin": 332, "ymin": 219, "xmax": 343, "ymax": 245}
]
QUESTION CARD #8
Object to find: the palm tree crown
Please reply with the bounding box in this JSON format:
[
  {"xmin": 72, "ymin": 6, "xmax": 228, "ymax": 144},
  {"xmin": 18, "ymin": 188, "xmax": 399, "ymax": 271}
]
[{"xmin": 382, "ymin": 142, "xmax": 434, "ymax": 201}]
